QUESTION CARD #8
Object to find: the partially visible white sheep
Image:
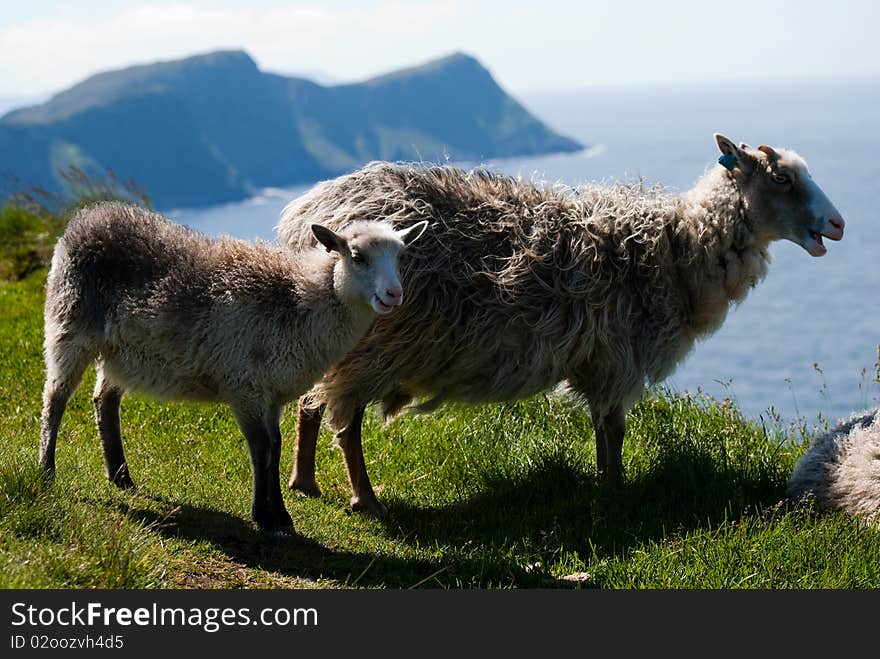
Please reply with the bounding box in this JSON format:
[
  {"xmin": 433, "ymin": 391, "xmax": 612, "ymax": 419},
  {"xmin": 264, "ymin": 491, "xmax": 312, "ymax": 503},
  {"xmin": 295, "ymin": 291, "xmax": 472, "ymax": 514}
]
[
  {"xmin": 787, "ymin": 408, "xmax": 880, "ymax": 523},
  {"xmin": 39, "ymin": 201, "xmax": 426, "ymax": 532}
]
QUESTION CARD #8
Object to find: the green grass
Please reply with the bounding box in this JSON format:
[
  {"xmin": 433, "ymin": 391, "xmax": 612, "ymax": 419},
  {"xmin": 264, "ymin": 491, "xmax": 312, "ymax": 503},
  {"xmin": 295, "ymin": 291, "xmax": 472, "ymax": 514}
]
[
  {"xmin": 0, "ymin": 205, "xmax": 65, "ymax": 281},
  {"xmin": 2, "ymin": 269, "xmax": 878, "ymax": 589}
]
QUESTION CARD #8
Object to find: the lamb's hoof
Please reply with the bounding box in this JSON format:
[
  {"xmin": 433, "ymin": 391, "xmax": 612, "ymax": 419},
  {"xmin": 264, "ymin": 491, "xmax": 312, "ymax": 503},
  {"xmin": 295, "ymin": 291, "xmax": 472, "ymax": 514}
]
[
  {"xmin": 110, "ymin": 468, "xmax": 135, "ymax": 490},
  {"xmin": 261, "ymin": 520, "xmax": 293, "ymax": 538},
  {"xmin": 350, "ymin": 495, "xmax": 388, "ymax": 519},
  {"xmin": 254, "ymin": 517, "xmax": 294, "ymax": 537},
  {"xmin": 252, "ymin": 522, "xmax": 289, "ymax": 537},
  {"xmin": 252, "ymin": 501, "xmax": 295, "ymax": 536},
  {"xmin": 289, "ymin": 477, "xmax": 321, "ymax": 498},
  {"xmin": 276, "ymin": 509, "xmax": 294, "ymax": 532}
]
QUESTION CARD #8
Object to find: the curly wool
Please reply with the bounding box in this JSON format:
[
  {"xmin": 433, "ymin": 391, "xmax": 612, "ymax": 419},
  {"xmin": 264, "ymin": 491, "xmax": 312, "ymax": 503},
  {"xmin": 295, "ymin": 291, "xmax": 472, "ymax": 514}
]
[{"xmin": 278, "ymin": 162, "xmax": 770, "ymax": 429}]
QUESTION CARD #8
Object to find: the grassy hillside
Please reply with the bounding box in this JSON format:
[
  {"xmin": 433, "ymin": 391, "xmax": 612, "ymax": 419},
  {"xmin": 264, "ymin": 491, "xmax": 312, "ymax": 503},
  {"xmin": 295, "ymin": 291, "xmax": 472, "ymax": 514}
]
[{"xmin": 1, "ymin": 204, "xmax": 878, "ymax": 589}]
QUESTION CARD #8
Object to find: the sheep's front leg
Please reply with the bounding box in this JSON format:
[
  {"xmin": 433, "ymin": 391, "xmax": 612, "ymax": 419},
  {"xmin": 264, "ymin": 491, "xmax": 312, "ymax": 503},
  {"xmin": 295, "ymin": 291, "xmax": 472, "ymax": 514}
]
[
  {"xmin": 234, "ymin": 407, "xmax": 293, "ymax": 534},
  {"xmin": 591, "ymin": 406, "xmax": 626, "ymax": 485},
  {"xmin": 289, "ymin": 400, "xmax": 324, "ymax": 497},
  {"xmin": 93, "ymin": 370, "xmax": 134, "ymax": 488},
  {"xmin": 336, "ymin": 406, "xmax": 388, "ymax": 518}
]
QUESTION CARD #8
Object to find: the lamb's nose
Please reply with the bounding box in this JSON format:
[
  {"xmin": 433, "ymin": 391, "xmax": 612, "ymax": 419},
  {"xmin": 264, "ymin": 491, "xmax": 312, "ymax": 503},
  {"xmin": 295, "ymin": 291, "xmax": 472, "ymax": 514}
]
[
  {"xmin": 829, "ymin": 217, "xmax": 845, "ymax": 231},
  {"xmin": 386, "ymin": 286, "xmax": 402, "ymax": 304}
]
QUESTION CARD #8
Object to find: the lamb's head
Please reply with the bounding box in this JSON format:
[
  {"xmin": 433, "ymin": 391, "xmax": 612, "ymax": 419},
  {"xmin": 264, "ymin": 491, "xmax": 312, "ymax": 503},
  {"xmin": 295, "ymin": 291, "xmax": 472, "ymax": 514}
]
[
  {"xmin": 714, "ymin": 133, "xmax": 844, "ymax": 256},
  {"xmin": 311, "ymin": 220, "xmax": 428, "ymax": 314}
]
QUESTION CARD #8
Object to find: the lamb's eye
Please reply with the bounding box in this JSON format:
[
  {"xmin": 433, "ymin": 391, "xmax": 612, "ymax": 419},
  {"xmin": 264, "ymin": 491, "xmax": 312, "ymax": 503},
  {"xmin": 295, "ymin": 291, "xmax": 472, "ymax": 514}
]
[
  {"xmin": 771, "ymin": 173, "xmax": 790, "ymax": 185},
  {"xmin": 351, "ymin": 252, "xmax": 367, "ymax": 265}
]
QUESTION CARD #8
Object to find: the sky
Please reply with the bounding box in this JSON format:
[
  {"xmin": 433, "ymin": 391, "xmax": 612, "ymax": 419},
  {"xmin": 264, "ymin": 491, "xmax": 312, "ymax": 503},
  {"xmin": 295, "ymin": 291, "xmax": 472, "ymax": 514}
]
[{"xmin": 1, "ymin": 0, "xmax": 878, "ymax": 101}]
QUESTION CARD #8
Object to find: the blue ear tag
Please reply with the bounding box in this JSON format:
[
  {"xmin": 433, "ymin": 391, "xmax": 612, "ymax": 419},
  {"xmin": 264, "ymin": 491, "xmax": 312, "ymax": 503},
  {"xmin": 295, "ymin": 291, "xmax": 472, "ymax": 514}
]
[{"xmin": 718, "ymin": 153, "xmax": 737, "ymax": 171}]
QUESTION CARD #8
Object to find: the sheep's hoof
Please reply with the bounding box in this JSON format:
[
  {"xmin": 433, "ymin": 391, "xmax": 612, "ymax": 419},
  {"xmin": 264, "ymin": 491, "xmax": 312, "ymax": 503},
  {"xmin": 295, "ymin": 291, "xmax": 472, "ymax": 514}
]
[
  {"xmin": 350, "ymin": 495, "xmax": 388, "ymax": 519},
  {"xmin": 289, "ymin": 477, "xmax": 322, "ymax": 498}
]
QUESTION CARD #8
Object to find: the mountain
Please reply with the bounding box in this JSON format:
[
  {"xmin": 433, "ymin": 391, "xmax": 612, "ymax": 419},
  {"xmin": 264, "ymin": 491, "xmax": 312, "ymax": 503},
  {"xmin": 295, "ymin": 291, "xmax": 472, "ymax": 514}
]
[{"xmin": 0, "ymin": 50, "xmax": 583, "ymax": 209}]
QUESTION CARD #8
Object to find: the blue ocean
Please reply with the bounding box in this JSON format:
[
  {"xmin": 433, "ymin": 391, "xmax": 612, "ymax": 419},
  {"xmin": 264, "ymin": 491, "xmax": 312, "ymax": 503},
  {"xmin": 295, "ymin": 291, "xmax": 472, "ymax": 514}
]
[{"xmin": 172, "ymin": 76, "xmax": 880, "ymax": 428}]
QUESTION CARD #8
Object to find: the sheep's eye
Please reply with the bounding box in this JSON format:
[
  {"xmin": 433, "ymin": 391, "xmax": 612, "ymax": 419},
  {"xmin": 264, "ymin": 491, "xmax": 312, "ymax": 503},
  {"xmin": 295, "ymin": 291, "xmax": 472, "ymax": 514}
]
[
  {"xmin": 351, "ymin": 252, "xmax": 367, "ymax": 265},
  {"xmin": 771, "ymin": 172, "xmax": 790, "ymax": 185}
]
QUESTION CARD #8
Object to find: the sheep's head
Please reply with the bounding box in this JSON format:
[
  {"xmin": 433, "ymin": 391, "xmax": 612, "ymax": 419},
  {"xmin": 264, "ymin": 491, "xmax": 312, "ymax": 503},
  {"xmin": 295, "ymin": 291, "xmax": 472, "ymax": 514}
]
[
  {"xmin": 714, "ymin": 133, "xmax": 844, "ymax": 256},
  {"xmin": 311, "ymin": 220, "xmax": 428, "ymax": 314}
]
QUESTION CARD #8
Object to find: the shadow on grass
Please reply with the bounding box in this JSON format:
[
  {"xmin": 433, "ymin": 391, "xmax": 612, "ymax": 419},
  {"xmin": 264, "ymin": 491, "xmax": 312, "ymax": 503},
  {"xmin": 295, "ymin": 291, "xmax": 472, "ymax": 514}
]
[
  {"xmin": 114, "ymin": 437, "xmax": 787, "ymax": 588},
  {"xmin": 379, "ymin": 442, "xmax": 786, "ymax": 567},
  {"xmin": 123, "ymin": 498, "xmax": 445, "ymax": 589}
]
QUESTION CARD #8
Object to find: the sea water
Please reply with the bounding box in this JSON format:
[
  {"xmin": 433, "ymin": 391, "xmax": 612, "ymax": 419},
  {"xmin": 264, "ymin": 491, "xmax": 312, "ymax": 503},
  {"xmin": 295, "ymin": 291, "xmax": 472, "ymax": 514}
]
[{"xmin": 171, "ymin": 76, "xmax": 880, "ymax": 428}]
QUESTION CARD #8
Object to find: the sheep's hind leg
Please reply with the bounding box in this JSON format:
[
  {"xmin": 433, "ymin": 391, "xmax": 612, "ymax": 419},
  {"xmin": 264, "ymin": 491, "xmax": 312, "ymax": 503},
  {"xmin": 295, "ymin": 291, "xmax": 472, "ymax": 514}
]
[
  {"xmin": 336, "ymin": 406, "xmax": 388, "ymax": 518},
  {"xmin": 40, "ymin": 341, "xmax": 92, "ymax": 475},
  {"xmin": 591, "ymin": 406, "xmax": 626, "ymax": 485},
  {"xmin": 234, "ymin": 406, "xmax": 293, "ymax": 534},
  {"xmin": 591, "ymin": 408, "xmax": 608, "ymax": 476},
  {"xmin": 289, "ymin": 400, "xmax": 324, "ymax": 497},
  {"xmin": 93, "ymin": 368, "xmax": 134, "ymax": 488}
]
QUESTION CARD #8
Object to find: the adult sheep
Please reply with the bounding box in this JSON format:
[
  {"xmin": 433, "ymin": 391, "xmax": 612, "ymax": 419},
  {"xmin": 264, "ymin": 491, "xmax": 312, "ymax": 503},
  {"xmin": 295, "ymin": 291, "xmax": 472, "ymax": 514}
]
[
  {"xmin": 277, "ymin": 133, "xmax": 845, "ymax": 516},
  {"xmin": 39, "ymin": 201, "xmax": 426, "ymax": 533},
  {"xmin": 787, "ymin": 408, "xmax": 880, "ymax": 523}
]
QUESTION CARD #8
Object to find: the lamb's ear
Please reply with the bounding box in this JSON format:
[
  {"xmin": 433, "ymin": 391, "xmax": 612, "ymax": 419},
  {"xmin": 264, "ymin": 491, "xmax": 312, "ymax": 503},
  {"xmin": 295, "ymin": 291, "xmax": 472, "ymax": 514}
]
[
  {"xmin": 311, "ymin": 224, "xmax": 350, "ymax": 256},
  {"xmin": 396, "ymin": 220, "xmax": 428, "ymax": 247}
]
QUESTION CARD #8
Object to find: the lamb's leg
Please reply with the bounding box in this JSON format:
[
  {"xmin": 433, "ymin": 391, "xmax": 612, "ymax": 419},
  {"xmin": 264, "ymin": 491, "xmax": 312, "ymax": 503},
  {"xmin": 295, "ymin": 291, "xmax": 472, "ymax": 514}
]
[
  {"xmin": 39, "ymin": 341, "xmax": 91, "ymax": 475},
  {"xmin": 336, "ymin": 406, "xmax": 387, "ymax": 518},
  {"xmin": 592, "ymin": 406, "xmax": 626, "ymax": 485},
  {"xmin": 265, "ymin": 407, "xmax": 293, "ymax": 532},
  {"xmin": 93, "ymin": 368, "xmax": 134, "ymax": 488},
  {"xmin": 289, "ymin": 400, "xmax": 324, "ymax": 497},
  {"xmin": 233, "ymin": 406, "xmax": 291, "ymax": 534}
]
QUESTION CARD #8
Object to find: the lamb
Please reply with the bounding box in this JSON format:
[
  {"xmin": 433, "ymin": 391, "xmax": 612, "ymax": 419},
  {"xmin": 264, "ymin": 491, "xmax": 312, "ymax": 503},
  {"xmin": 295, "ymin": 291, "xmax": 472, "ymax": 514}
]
[
  {"xmin": 38, "ymin": 201, "xmax": 426, "ymax": 532},
  {"xmin": 276, "ymin": 133, "xmax": 846, "ymax": 516},
  {"xmin": 787, "ymin": 408, "xmax": 880, "ymax": 524}
]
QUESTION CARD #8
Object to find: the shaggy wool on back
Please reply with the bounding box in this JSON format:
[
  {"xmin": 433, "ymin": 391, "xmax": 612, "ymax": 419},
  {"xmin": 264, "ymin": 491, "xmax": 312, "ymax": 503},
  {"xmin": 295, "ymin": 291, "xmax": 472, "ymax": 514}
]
[{"xmin": 788, "ymin": 408, "xmax": 880, "ymax": 523}]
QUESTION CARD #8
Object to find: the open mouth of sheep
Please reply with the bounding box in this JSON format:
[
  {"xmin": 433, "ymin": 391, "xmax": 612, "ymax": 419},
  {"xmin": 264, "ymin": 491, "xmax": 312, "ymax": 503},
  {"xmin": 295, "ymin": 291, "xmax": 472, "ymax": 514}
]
[{"xmin": 808, "ymin": 227, "xmax": 843, "ymax": 256}]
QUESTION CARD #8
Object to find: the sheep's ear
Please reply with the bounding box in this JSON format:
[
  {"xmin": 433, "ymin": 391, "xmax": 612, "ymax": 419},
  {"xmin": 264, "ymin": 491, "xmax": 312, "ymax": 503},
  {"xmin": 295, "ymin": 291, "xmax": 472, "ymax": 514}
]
[
  {"xmin": 396, "ymin": 220, "xmax": 428, "ymax": 247},
  {"xmin": 714, "ymin": 133, "xmax": 750, "ymax": 171},
  {"xmin": 715, "ymin": 133, "xmax": 742, "ymax": 157},
  {"xmin": 312, "ymin": 224, "xmax": 350, "ymax": 256}
]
